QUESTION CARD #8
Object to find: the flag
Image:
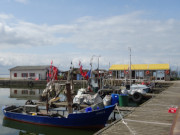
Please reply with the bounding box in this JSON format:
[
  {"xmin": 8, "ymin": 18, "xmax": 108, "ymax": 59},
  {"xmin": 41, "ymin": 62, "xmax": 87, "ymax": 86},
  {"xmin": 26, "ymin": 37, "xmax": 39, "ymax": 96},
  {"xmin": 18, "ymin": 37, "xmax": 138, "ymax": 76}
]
[
  {"xmin": 79, "ymin": 61, "xmax": 90, "ymax": 80},
  {"xmin": 85, "ymin": 70, "xmax": 91, "ymax": 79},
  {"xmin": 124, "ymin": 67, "xmax": 126, "ymax": 74},
  {"xmin": 49, "ymin": 70, "xmax": 51, "ymax": 78},
  {"xmin": 82, "ymin": 71, "xmax": 87, "ymax": 77},
  {"xmin": 53, "ymin": 66, "xmax": 58, "ymax": 80},
  {"xmin": 124, "ymin": 67, "xmax": 128, "ymax": 74}
]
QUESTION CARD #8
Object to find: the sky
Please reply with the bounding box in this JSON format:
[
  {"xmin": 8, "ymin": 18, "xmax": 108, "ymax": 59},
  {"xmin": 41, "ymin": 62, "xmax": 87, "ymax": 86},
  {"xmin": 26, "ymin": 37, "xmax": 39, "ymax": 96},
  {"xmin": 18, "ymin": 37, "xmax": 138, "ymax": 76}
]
[{"xmin": 0, "ymin": 0, "xmax": 179, "ymax": 74}]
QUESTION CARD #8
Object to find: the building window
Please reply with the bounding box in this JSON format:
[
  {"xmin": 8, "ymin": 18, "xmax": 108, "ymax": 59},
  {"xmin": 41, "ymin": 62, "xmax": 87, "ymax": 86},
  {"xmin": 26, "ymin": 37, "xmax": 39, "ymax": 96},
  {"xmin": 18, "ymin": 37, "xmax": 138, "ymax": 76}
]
[
  {"xmin": 14, "ymin": 73, "xmax": 17, "ymax": 77},
  {"xmin": 157, "ymin": 70, "xmax": 165, "ymax": 80},
  {"xmin": 120, "ymin": 71, "xmax": 124, "ymax": 78},
  {"xmin": 22, "ymin": 90, "xmax": 28, "ymax": 94},
  {"xmin": 139, "ymin": 71, "xmax": 144, "ymax": 79},
  {"xmin": 29, "ymin": 73, "xmax": 35, "ymax": 77},
  {"xmin": 22, "ymin": 73, "xmax": 28, "ymax": 77},
  {"xmin": 30, "ymin": 91, "xmax": 35, "ymax": 95},
  {"xmin": 112, "ymin": 71, "xmax": 116, "ymax": 78},
  {"xmin": 14, "ymin": 90, "xmax": 17, "ymax": 94},
  {"xmin": 118, "ymin": 71, "xmax": 121, "ymax": 78}
]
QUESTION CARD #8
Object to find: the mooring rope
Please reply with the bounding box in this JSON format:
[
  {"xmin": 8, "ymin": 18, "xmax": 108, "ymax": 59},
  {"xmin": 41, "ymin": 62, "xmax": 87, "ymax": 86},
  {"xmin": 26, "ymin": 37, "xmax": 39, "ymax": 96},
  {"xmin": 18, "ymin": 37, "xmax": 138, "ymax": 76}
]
[{"xmin": 116, "ymin": 104, "xmax": 136, "ymax": 135}]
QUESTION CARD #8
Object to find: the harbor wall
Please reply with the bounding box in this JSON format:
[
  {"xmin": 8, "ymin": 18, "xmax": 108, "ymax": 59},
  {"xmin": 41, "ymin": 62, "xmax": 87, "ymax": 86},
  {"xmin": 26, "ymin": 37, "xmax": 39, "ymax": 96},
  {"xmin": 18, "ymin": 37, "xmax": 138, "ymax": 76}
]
[
  {"xmin": 0, "ymin": 80, "xmax": 87, "ymax": 88},
  {"xmin": 0, "ymin": 79, "xmax": 171, "ymax": 89}
]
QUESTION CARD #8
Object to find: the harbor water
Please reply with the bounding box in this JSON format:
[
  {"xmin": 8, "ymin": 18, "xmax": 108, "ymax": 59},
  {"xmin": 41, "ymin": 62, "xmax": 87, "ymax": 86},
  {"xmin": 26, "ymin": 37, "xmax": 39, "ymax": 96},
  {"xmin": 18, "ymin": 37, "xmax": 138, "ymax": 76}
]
[{"xmin": 0, "ymin": 88, "xmax": 96, "ymax": 135}]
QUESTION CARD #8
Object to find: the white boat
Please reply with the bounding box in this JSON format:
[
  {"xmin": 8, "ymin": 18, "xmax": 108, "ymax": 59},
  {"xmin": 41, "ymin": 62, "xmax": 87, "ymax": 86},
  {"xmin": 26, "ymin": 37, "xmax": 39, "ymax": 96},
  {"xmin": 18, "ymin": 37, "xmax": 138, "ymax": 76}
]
[
  {"xmin": 130, "ymin": 84, "xmax": 151, "ymax": 93},
  {"xmin": 120, "ymin": 84, "xmax": 151, "ymax": 102}
]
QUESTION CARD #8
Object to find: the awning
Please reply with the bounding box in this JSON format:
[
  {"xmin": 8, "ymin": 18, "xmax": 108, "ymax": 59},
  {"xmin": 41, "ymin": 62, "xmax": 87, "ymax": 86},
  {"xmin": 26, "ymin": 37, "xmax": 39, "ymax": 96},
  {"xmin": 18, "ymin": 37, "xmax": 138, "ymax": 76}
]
[{"xmin": 109, "ymin": 64, "xmax": 170, "ymax": 70}]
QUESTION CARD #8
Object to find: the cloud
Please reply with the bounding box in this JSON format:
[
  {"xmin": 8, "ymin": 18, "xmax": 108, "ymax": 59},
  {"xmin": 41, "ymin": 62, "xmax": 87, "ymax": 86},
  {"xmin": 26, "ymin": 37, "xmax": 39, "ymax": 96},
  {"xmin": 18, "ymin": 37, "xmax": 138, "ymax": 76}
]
[
  {"xmin": 0, "ymin": 52, "xmax": 111, "ymax": 73},
  {"xmin": 0, "ymin": 12, "xmax": 179, "ymax": 72},
  {"xmin": 0, "ymin": 14, "xmax": 14, "ymax": 20},
  {"xmin": 14, "ymin": 0, "xmax": 28, "ymax": 4}
]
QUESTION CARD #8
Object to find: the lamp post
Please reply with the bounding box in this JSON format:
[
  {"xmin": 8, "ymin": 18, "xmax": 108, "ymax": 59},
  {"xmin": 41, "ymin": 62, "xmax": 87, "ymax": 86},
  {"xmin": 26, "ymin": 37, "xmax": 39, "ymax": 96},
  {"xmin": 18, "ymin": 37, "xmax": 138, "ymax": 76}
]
[
  {"xmin": 90, "ymin": 55, "xmax": 95, "ymax": 78},
  {"xmin": 97, "ymin": 55, "xmax": 101, "ymax": 71},
  {"xmin": 96, "ymin": 55, "xmax": 101, "ymax": 75}
]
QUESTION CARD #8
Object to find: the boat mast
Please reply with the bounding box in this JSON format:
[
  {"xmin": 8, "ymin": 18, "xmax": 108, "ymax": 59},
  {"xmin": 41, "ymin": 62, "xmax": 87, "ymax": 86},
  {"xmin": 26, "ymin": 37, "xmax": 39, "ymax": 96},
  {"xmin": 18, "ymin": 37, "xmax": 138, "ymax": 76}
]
[
  {"xmin": 129, "ymin": 47, "xmax": 132, "ymax": 86},
  {"xmin": 97, "ymin": 55, "xmax": 101, "ymax": 88},
  {"xmin": 90, "ymin": 55, "xmax": 94, "ymax": 81},
  {"xmin": 66, "ymin": 62, "xmax": 73, "ymax": 114}
]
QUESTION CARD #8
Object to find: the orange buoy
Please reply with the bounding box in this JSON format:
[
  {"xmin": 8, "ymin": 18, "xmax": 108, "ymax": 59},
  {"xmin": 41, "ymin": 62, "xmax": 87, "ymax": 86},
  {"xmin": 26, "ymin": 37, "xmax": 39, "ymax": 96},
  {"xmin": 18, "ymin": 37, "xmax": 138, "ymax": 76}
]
[
  {"xmin": 165, "ymin": 70, "xmax": 170, "ymax": 75},
  {"xmin": 146, "ymin": 70, "xmax": 150, "ymax": 75}
]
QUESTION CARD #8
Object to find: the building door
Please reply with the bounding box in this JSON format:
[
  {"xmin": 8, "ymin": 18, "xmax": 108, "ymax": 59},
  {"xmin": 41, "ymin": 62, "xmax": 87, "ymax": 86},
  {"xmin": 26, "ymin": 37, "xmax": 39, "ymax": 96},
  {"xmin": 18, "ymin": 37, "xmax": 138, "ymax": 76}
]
[
  {"xmin": 132, "ymin": 71, "xmax": 135, "ymax": 79},
  {"xmin": 153, "ymin": 71, "xmax": 157, "ymax": 80},
  {"xmin": 37, "ymin": 74, "xmax": 41, "ymax": 80}
]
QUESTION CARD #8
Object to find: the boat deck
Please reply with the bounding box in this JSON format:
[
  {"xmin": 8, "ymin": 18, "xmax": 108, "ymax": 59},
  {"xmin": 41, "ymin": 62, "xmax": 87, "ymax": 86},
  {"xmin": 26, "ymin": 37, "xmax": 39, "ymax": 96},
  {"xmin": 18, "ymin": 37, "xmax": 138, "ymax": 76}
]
[
  {"xmin": 95, "ymin": 81, "xmax": 180, "ymax": 135},
  {"xmin": 37, "ymin": 101, "xmax": 137, "ymax": 112}
]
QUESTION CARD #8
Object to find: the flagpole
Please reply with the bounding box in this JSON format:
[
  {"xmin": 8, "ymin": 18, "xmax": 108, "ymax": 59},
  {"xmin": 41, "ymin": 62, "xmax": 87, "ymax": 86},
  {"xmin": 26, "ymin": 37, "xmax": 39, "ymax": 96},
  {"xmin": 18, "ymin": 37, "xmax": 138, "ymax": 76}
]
[
  {"xmin": 70, "ymin": 61, "xmax": 74, "ymax": 92},
  {"xmin": 90, "ymin": 55, "xmax": 95, "ymax": 80},
  {"xmin": 97, "ymin": 55, "xmax": 101, "ymax": 88},
  {"xmin": 128, "ymin": 47, "xmax": 132, "ymax": 86}
]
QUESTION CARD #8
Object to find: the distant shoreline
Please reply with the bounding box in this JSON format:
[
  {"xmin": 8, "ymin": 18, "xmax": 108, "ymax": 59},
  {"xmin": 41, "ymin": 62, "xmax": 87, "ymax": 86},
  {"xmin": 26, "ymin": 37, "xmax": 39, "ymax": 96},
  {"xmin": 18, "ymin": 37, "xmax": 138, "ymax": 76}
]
[
  {"xmin": 0, "ymin": 74, "xmax": 10, "ymax": 79},
  {"xmin": 0, "ymin": 78, "xmax": 10, "ymax": 80}
]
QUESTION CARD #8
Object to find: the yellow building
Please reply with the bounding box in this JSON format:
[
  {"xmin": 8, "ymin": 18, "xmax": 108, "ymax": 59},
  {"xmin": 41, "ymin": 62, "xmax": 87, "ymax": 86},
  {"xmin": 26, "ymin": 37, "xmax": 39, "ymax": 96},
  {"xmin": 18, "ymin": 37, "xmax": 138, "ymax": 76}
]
[{"xmin": 109, "ymin": 64, "xmax": 170, "ymax": 81}]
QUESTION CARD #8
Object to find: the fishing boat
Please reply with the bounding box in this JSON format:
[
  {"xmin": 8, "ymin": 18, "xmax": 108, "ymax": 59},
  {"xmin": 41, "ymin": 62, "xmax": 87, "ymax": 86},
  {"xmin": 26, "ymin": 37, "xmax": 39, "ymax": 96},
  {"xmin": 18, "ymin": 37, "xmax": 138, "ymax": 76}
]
[{"xmin": 2, "ymin": 104, "xmax": 115, "ymax": 129}]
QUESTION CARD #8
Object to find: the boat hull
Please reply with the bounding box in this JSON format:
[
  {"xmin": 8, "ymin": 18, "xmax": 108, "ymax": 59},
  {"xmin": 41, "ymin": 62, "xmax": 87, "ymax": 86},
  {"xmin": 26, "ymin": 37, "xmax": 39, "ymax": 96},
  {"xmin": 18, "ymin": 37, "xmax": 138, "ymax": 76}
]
[{"xmin": 2, "ymin": 105, "xmax": 115, "ymax": 129}]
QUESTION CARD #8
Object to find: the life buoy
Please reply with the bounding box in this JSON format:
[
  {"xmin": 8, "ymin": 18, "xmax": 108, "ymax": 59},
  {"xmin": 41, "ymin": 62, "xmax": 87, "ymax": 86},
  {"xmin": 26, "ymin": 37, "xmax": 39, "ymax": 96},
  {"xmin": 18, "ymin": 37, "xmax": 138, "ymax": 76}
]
[
  {"xmin": 165, "ymin": 70, "xmax": 170, "ymax": 75},
  {"xmin": 146, "ymin": 70, "xmax": 150, "ymax": 75},
  {"xmin": 124, "ymin": 71, "xmax": 128, "ymax": 74}
]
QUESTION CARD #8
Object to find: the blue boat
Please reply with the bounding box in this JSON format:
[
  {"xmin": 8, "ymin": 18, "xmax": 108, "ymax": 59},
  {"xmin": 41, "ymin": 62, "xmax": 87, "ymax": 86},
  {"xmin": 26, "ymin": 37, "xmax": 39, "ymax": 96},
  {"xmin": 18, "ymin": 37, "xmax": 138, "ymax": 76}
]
[{"xmin": 2, "ymin": 104, "xmax": 115, "ymax": 129}]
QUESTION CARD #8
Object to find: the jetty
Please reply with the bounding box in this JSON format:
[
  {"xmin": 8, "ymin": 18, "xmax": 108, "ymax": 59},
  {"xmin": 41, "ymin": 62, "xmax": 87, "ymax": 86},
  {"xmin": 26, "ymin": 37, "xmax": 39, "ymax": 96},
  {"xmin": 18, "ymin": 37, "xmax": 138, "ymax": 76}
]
[{"xmin": 95, "ymin": 81, "xmax": 180, "ymax": 135}]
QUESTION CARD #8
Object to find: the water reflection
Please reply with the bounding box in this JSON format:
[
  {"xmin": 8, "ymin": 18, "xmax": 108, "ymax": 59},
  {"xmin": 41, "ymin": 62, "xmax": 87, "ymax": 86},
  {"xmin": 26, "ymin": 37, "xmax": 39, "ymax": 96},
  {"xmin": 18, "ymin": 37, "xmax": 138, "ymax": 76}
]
[
  {"xmin": 10, "ymin": 88, "xmax": 43, "ymax": 100},
  {"xmin": 9, "ymin": 88, "xmax": 66, "ymax": 101},
  {"xmin": 3, "ymin": 118, "xmax": 96, "ymax": 135}
]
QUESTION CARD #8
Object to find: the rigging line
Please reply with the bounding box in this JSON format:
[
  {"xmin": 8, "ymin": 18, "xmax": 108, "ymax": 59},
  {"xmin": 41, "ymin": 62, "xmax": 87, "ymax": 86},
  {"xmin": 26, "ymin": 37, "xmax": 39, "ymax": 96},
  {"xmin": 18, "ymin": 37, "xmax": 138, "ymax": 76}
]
[{"xmin": 116, "ymin": 104, "xmax": 136, "ymax": 135}]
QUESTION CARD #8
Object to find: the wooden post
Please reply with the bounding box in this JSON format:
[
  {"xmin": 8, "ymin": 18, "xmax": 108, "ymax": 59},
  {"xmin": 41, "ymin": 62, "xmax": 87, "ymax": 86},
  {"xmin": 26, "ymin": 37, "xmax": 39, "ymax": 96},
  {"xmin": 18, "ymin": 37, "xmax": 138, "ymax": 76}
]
[
  {"xmin": 114, "ymin": 112, "xmax": 116, "ymax": 121},
  {"xmin": 46, "ymin": 93, "xmax": 49, "ymax": 114},
  {"xmin": 66, "ymin": 82, "xmax": 73, "ymax": 114}
]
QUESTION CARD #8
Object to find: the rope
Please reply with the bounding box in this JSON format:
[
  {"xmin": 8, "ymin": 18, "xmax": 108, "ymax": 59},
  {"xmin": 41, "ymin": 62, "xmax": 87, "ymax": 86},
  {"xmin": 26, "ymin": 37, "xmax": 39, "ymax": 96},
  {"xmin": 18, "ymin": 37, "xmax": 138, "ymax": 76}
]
[{"xmin": 116, "ymin": 104, "xmax": 136, "ymax": 135}]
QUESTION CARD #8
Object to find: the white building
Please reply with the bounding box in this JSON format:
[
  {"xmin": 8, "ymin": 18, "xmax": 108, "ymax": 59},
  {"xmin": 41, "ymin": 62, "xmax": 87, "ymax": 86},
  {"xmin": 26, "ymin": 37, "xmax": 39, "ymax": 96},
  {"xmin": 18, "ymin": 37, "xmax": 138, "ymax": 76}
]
[{"xmin": 9, "ymin": 66, "xmax": 50, "ymax": 80}]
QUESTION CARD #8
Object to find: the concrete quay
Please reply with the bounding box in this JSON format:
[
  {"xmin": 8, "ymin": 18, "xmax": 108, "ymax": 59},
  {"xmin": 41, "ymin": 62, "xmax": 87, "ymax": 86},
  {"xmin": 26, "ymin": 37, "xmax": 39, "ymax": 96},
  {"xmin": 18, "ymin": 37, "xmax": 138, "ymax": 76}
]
[{"xmin": 95, "ymin": 81, "xmax": 180, "ymax": 135}]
